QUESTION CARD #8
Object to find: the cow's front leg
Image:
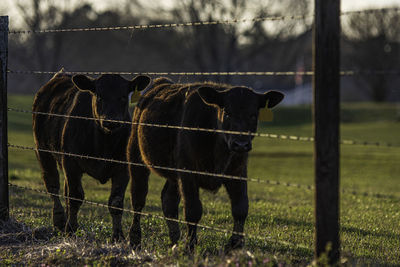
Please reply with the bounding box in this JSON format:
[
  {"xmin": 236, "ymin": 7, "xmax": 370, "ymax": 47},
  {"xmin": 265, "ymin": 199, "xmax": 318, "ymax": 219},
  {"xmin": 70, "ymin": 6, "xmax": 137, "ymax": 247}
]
[
  {"xmin": 109, "ymin": 168, "xmax": 130, "ymax": 242},
  {"xmin": 180, "ymin": 176, "xmax": 202, "ymax": 252},
  {"xmin": 161, "ymin": 180, "xmax": 181, "ymax": 245},
  {"xmin": 224, "ymin": 177, "xmax": 248, "ymax": 251},
  {"xmin": 62, "ymin": 157, "xmax": 84, "ymax": 234}
]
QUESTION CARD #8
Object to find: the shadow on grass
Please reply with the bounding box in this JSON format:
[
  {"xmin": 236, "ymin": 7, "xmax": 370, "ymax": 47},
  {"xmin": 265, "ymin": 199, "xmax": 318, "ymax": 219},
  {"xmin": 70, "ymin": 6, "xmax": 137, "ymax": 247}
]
[
  {"xmin": 244, "ymin": 237, "xmax": 313, "ymax": 261},
  {"xmin": 341, "ymin": 225, "xmax": 400, "ymax": 241},
  {"xmin": 249, "ymin": 151, "xmax": 312, "ymax": 158},
  {"xmin": 343, "ymin": 252, "xmax": 399, "ymax": 266},
  {"xmin": 8, "ymin": 160, "xmax": 39, "ymax": 171},
  {"xmin": 0, "ymin": 218, "xmax": 54, "ymax": 246},
  {"xmin": 250, "ymin": 214, "xmax": 400, "ymax": 243},
  {"xmin": 8, "ymin": 120, "xmax": 33, "ymax": 133}
]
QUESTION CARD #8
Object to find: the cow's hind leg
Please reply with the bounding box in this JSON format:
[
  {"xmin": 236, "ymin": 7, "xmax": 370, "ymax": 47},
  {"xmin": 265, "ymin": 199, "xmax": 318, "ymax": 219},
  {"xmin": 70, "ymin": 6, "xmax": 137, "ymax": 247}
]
[
  {"xmin": 224, "ymin": 179, "xmax": 248, "ymax": 251},
  {"xmin": 37, "ymin": 151, "xmax": 66, "ymax": 231},
  {"xmin": 62, "ymin": 157, "xmax": 84, "ymax": 233},
  {"xmin": 108, "ymin": 167, "xmax": 130, "ymax": 242},
  {"xmin": 128, "ymin": 160, "xmax": 150, "ymax": 249},
  {"xmin": 161, "ymin": 180, "xmax": 181, "ymax": 245},
  {"xmin": 180, "ymin": 176, "xmax": 202, "ymax": 252}
]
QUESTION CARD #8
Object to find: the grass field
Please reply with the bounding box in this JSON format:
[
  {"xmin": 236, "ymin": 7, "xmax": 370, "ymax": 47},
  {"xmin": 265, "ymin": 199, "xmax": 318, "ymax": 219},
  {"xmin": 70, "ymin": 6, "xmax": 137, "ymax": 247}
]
[{"xmin": 2, "ymin": 94, "xmax": 400, "ymax": 266}]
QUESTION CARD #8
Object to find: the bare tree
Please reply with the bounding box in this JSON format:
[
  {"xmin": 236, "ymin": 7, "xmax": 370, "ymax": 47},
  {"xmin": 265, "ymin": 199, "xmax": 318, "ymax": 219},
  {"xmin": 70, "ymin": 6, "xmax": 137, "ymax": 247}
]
[
  {"xmin": 168, "ymin": 0, "xmax": 311, "ymax": 83},
  {"xmin": 12, "ymin": 0, "xmax": 92, "ymax": 84},
  {"xmin": 342, "ymin": 9, "xmax": 400, "ymax": 102}
]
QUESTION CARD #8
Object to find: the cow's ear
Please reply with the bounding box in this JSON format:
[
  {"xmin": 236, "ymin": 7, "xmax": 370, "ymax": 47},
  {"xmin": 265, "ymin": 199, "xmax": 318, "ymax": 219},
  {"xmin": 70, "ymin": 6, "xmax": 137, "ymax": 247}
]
[
  {"xmin": 130, "ymin": 75, "xmax": 152, "ymax": 92},
  {"xmin": 197, "ymin": 86, "xmax": 225, "ymax": 108},
  {"xmin": 72, "ymin": 75, "xmax": 96, "ymax": 93},
  {"xmin": 259, "ymin": 90, "xmax": 284, "ymax": 108}
]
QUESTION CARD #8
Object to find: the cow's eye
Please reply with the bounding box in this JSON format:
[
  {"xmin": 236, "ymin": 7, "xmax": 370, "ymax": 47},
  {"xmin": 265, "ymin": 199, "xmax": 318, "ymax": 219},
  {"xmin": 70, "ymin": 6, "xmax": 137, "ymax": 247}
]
[
  {"xmin": 120, "ymin": 96, "xmax": 127, "ymax": 102},
  {"xmin": 250, "ymin": 114, "xmax": 257, "ymax": 121},
  {"xmin": 224, "ymin": 112, "xmax": 230, "ymax": 119}
]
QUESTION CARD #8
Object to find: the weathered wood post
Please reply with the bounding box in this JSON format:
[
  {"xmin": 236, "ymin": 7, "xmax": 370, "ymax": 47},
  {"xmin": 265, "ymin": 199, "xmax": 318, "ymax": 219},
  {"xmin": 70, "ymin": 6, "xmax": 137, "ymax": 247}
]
[
  {"xmin": 313, "ymin": 0, "xmax": 340, "ymax": 264},
  {"xmin": 0, "ymin": 16, "xmax": 9, "ymax": 221}
]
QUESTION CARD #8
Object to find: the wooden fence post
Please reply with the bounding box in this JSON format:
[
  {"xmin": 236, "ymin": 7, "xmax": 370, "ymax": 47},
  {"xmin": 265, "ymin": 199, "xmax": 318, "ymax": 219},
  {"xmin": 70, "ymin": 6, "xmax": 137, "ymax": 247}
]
[
  {"xmin": 0, "ymin": 16, "xmax": 9, "ymax": 221},
  {"xmin": 313, "ymin": 0, "xmax": 341, "ymax": 264}
]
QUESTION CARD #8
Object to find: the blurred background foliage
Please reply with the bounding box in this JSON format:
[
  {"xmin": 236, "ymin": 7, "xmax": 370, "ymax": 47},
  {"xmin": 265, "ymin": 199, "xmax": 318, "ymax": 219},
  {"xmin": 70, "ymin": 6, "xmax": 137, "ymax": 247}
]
[{"xmin": 1, "ymin": 0, "xmax": 400, "ymax": 104}]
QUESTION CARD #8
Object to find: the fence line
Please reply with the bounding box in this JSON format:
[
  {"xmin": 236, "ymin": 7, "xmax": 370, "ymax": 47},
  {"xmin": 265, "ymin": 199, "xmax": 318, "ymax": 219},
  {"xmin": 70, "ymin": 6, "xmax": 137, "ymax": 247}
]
[
  {"xmin": 7, "ymin": 107, "xmax": 398, "ymax": 148},
  {"xmin": 341, "ymin": 7, "xmax": 400, "ymax": 16},
  {"xmin": 7, "ymin": 107, "xmax": 315, "ymax": 141},
  {"xmin": 6, "ymin": 7, "xmax": 400, "ymax": 36},
  {"xmin": 7, "ymin": 69, "xmax": 400, "ymax": 76},
  {"xmin": 7, "ymin": 70, "xmax": 314, "ymax": 76},
  {"xmin": 7, "ymin": 143, "xmax": 309, "ymax": 188},
  {"xmin": 8, "ymin": 182, "xmax": 306, "ymax": 249},
  {"xmin": 7, "ymin": 14, "xmax": 309, "ymax": 35},
  {"xmin": 7, "ymin": 143, "xmax": 400, "ymax": 201}
]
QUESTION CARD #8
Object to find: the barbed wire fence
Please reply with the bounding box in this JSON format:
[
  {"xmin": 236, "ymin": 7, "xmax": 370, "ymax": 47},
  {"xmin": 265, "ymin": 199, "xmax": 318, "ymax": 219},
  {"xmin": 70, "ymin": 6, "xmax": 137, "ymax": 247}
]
[
  {"xmin": 7, "ymin": 143, "xmax": 400, "ymax": 201},
  {"xmin": 4, "ymin": 7, "xmax": 400, "ymax": 35},
  {"xmin": 6, "ymin": 69, "xmax": 400, "ymax": 76},
  {"xmin": 6, "ymin": 107, "xmax": 398, "ymax": 147},
  {"xmin": 0, "ymin": 5, "xmax": 400, "ymax": 264}
]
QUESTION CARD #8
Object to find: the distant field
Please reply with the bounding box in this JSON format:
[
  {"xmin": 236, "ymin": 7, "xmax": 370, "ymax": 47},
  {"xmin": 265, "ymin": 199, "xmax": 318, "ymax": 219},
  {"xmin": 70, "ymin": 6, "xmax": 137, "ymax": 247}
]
[{"xmin": 3, "ymin": 94, "xmax": 400, "ymax": 266}]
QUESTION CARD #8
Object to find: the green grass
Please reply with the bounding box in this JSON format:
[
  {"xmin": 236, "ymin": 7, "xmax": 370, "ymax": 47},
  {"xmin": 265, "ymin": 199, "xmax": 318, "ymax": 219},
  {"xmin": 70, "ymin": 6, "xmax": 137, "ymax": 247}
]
[{"xmin": 3, "ymin": 94, "xmax": 400, "ymax": 266}]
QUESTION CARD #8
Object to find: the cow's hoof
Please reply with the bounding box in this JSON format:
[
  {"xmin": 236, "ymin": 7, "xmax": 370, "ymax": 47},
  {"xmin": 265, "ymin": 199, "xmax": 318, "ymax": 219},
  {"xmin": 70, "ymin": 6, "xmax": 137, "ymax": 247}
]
[
  {"xmin": 184, "ymin": 238, "xmax": 197, "ymax": 255},
  {"xmin": 64, "ymin": 220, "xmax": 78, "ymax": 234},
  {"xmin": 112, "ymin": 230, "xmax": 125, "ymax": 243},
  {"xmin": 53, "ymin": 211, "xmax": 66, "ymax": 232},
  {"xmin": 129, "ymin": 227, "xmax": 142, "ymax": 250},
  {"xmin": 169, "ymin": 230, "xmax": 180, "ymax": 245},
  {"xmin": 130, "ymin": 241, "xmax": 142, "ymax": 251},
  {"xmin": 225, "ymin": 236, "xmax": 244, "ymax": 253}
]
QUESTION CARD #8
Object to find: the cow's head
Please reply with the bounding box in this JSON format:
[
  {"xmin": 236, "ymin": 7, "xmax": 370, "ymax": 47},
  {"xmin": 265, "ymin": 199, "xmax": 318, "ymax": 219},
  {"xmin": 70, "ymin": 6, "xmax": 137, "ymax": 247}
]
[
  {"xmin": 198, "ymin": 86, "xmax": 284, "ymax": 153},
  {"xmin": 72, "ymin": 74, "xmax": 151, "ymax": 133}
]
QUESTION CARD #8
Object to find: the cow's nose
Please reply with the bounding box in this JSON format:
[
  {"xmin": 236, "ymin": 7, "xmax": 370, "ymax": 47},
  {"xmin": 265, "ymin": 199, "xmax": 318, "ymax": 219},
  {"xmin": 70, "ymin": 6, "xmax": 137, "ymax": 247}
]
[{"xmin": 231, "ymin": 140, "xmax": 252, "ymax": 153}]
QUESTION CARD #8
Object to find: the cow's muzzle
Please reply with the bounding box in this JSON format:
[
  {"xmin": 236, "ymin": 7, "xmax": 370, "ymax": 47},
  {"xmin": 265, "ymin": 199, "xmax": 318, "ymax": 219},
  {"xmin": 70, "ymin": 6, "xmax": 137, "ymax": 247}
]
[{"xmin": 230, "ymin": 140, "xmax": 252, "ymax": 153}]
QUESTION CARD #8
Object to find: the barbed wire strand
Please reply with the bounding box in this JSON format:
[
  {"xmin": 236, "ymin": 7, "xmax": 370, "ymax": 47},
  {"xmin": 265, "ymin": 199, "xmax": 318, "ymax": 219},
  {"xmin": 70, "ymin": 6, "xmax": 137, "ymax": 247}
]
[
  {"xmin": 7, "ymin": 107, "xmax": 398, "ymax": 148},
  {"xmin": 8, "ymin": 182, "xmax": 308, "ymax": 249},
  {"xmin": 7, "ymin": 15, "xmax": 310, "ymax": 35},
  {"xmin": 7, "ymin": 107, "xmax": 315, "ymax": 142},
  {"xmin": 341, "ymin": 7, "xmax": 400, "ymax": 17},
  {"xmin": 7, "ymin": 143, "xmax": 400, "ymax": 201},
  {"xmin": 7, "ymin": 70, "xmax": 314, "ymax": 76},
  {"xmin": 6, "ymin": 7, "xmax": 400, "ymax": 35},
  {"xmin": 7, "ymin": 70, "xmax": 400, "ymax": 76},
  {"xmin": 7, "ymin": 143, "xmax": 310, "ymax": 189}
]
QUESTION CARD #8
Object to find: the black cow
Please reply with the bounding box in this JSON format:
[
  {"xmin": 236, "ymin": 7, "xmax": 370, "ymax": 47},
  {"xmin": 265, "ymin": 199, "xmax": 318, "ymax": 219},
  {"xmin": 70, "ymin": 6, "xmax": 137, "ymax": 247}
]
[
  {"xmin": 32, "ymin": 70, "xmax": 151, "ymax": 241},
  {"xmin": 127, "ymin": 77, "xmax": 284, "ymax": 251}
]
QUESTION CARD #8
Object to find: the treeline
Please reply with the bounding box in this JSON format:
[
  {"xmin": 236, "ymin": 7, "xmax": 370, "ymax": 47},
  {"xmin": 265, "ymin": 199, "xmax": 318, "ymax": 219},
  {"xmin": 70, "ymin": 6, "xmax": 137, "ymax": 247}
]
[{"xmin": 5, "ymin": 0, "xmax": 400, "ymax": 102}]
